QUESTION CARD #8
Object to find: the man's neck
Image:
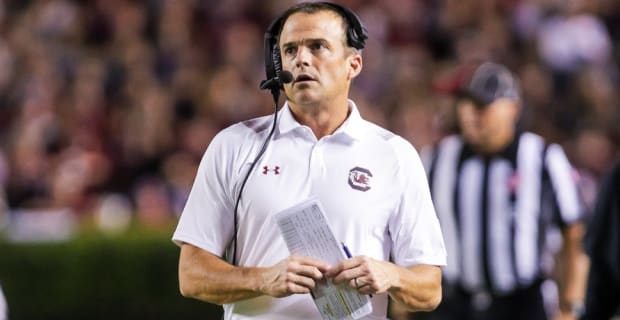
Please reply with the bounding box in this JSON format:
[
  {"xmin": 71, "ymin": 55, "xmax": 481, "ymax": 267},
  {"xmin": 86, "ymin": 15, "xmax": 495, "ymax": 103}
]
[
  {"xmin": 289, "ymin": 98, "xmax": 351, "ymax": 139},
  {"xmin": 474, "ymin": 130, "xmax": 517, "ymax": 156}
]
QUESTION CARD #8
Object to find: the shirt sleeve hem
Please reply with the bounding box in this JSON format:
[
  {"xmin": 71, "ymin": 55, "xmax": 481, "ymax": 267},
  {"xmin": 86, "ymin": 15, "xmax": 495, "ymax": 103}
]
[
  {"xmin": 396, "ymin": 255, "xmax": 448, "ymax": 267},
  {"xmin": 171, "ymin": 234, "xmax": 224, "ymax": 258}
]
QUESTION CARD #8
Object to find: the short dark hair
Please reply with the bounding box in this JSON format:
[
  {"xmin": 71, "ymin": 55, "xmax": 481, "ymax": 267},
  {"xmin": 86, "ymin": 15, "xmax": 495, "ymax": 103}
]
[{"xmin": 271, "ymin": 2, "xmax": 367, "ymax": 50}]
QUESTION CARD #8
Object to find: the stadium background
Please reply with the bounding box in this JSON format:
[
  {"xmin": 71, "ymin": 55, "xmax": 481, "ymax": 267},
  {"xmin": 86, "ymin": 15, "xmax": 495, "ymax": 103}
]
[{"xmin": 0, "ymin": 0, "xmax": 618, "ymax": 318}]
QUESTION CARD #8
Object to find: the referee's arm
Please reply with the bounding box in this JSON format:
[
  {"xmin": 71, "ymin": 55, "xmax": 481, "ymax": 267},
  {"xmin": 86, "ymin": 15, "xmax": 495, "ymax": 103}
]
[
  {"xmin": 557, "ymin": 222, "xmax": 589, "ymax": 318},
  {"xmin": 547, "ymin": 144, "xmax": 589, "ymax": 319}
]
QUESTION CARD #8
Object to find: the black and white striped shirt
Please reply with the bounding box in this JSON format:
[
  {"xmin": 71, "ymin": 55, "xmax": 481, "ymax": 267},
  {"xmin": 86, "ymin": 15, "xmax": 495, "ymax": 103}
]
[{"xmin": 423, "ymin": 132, "xmax": 583, "ymax": 294}]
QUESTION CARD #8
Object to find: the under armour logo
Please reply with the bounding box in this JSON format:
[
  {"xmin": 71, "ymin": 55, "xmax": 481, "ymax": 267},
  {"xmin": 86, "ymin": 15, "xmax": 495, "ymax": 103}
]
[{"xmin": 262, "ymin": 166, "xmax": 280, "ymax": 175}]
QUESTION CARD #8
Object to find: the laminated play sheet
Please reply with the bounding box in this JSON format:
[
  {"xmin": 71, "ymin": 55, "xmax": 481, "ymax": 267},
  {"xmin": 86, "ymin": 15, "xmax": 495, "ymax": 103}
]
[{"xmin": 275, "ymin": 199, "xmax": 372, "ymax": 320}]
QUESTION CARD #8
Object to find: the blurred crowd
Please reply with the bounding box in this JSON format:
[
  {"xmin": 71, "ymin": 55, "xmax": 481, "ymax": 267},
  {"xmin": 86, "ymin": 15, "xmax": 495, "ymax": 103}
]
[{"xmin": 0, "ymin": 0, "xmax": 618, "ymax": 239}]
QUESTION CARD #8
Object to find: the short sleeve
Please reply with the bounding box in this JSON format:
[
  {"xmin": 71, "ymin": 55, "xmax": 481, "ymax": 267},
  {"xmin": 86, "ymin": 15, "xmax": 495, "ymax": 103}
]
[
  {"xmin": 388, "ymin": 137, "xmax": 447, "ymax": 267},
  {"xmin": 545, "ymin": 144, "xmax": 583, "ymax": 225},
  {"xmin": 172, "ymin": 130, "xmax": 236, "ymax": 257}
]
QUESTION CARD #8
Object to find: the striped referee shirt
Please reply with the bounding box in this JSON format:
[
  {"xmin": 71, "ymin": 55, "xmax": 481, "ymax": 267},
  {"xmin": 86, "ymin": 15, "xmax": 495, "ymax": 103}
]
[{"xmin": 423, "ymin": 132, "xmax": 583, "ymax": 294}]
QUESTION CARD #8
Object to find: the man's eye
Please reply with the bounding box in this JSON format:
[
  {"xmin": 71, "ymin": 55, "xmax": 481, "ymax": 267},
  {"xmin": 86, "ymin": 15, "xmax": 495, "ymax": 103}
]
[
  {"xmin": 283, "ymin": 47, "xmax": 296, "ymax": 55},
  {"xmin": 310, "ymin": 43, "xmax": 324, "ymax": 50}
]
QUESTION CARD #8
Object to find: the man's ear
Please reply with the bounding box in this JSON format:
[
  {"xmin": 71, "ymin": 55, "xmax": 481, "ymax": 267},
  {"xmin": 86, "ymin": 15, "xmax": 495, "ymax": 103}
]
[{"xmin": 347, "ymin": 53, "xmax": 362, "ymax": 80}]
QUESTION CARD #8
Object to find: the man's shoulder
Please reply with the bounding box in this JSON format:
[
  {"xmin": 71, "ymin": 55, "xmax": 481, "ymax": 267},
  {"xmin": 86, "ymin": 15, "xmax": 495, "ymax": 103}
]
[
  {"xmin": 240, "ymin": 114, "xmax": 276, "ymax": 134},
  {"xmin": 435, "ymin": 134, "xmax": 464, "ymax": 151},
  {"xmin": 518, "ymin": 131, "xmax": 545, "ymax": 144},
  {"xmin": 516, "ymin": 131, "xmax": 550, "ymax": 155},
  {"xmin": 360, "ymin": 120, "xmax": 398, "ymax": 142},
  {"xmin": 359, "ymin": 120, "xmax": 420, "ymax": 155},
  {"xmin": 215, "ymin": 114, "xmax": 274, "ymax": 142},
  {"xmin": 202, "ymin": 115, "xmax": 274, "ymax": 160},
  {"xmin": 357, "ymin": 120, "xmax": 426, "ymax": 167}
]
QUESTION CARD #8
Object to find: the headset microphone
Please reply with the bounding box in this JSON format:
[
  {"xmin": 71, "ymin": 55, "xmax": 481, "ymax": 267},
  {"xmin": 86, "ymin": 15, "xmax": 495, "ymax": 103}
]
[{"xmin": 259, "ymin": 71, "xmax": 293, "ymax": 90}]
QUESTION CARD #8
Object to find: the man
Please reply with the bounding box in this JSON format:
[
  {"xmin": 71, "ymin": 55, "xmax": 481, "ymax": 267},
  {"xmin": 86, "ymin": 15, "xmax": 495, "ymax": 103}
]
[
  {"xmin": 584, "ymin": 159, "xmax": 620, "ymax": 319},
  {"xmin": 172, "ymin": 2, "xmax": 446, "ymax": 319},
  {"xmin": 423, "ymin": 62, "xmax": 588, "ymax": 320}
]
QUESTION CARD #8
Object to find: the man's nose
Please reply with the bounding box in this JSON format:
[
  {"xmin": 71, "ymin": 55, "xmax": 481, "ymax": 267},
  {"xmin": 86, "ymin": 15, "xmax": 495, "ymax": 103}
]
[{"xmin": 294, "ymin": 47, "xmax": 311, "ymax": 67}]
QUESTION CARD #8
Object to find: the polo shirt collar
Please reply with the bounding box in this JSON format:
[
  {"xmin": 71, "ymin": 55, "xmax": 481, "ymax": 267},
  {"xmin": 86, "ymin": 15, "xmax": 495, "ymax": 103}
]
[{"xmin": 276, "ymin": 100, "xmax": 365, "ymax": 141}]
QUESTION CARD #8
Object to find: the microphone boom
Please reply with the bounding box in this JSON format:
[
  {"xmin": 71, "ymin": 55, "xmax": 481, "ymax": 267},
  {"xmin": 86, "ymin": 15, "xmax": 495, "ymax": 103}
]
[{"xmin": 260, "ymin": 71, "xmax": 293, "ymax": 90}]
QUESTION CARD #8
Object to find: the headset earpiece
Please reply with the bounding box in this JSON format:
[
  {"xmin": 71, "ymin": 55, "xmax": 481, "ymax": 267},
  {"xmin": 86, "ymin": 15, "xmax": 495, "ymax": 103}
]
[
  {"xmin": 272, "ymin": 42, "xmax": 282, "ymax": 83},
  {"xmin": 263, "ymin": 16, "xmax": 285, "ymax": 92}
]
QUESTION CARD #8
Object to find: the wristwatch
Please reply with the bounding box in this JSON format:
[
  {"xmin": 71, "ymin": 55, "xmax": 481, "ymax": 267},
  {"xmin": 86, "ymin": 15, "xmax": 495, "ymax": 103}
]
[{"xmin": 560, "ymin": 301, "xmax": 585, "ymax": 317}]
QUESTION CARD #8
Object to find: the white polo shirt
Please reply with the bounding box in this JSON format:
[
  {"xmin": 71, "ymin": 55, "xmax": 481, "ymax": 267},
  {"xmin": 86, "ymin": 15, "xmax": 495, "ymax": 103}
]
[{"xmin": 173, "ymin": 100, "xmax": 446, "ymax": 320}]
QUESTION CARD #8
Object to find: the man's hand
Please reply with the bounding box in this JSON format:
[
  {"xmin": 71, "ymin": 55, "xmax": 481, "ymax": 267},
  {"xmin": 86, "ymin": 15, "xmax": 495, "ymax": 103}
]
[
  {"xmin": 179, "ymin": 245, "xmax": 331, "ymax": 304},
  {"xmin": 324, "ymin": 256, "xmax": 442, "ymax": 312},
  {"xmin": 261, "ymin": 255, "xmax": 330, "ymax": 297},
  {"xmin": 324, "ymin": 255, "xmax": 397, "ymax": 295}
]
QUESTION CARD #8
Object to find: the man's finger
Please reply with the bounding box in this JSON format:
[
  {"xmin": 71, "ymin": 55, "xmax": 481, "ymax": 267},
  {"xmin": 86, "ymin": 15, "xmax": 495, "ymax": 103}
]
[
  {"xmin": 291, "ymin": 255, "xmax": 330, "ymax": 272},
  {"xmin": 293, "ymin": 264, "xmax": 324, "ymax": 281},
  {"xmin": 287, "ymin": 272, "xmax": 317, "ymax": 291}
]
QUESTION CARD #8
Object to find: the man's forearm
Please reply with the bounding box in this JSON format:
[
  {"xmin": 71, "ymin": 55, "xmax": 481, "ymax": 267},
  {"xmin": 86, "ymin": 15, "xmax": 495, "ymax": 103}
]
[
  {"xmin": 387, "ymin": 264, "xmax": 442, "ymax": 312},
  {"xmin": 558, "ymin": 223, "xmax": 589, "ymax": 315},
  {"xmin": 178, "ymin": 244, "xmax": 329, "ymax": 305},
  {"xmin": 179, "ymin": 244, "xmax": 266, "ymax": 304}
]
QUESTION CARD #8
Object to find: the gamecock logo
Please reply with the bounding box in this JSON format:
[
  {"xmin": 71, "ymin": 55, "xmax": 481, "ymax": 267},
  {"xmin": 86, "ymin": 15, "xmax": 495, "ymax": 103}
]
[{"xmin": 348, "ymin": 167, "xmax": 372, "ymax": 192}]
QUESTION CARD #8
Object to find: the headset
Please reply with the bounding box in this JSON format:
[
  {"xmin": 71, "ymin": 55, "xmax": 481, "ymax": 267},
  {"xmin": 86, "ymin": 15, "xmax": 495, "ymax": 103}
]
[{"xmin": 228, "ymin": 2, "xmax": 368, "ymax": 265}]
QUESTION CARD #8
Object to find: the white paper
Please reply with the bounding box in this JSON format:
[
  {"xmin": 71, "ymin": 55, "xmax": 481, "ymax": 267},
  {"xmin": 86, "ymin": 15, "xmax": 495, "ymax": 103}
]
[{"xmin": 275, "ymin": 199, "xmax": 372, "ymax": 320}]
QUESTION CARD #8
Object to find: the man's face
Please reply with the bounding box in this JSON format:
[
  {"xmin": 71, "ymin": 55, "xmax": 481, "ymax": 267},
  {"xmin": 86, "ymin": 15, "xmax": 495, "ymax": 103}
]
[
  {"xmin": 278, "ymin": 11, "xmax": 361, "ymax": 106},
  {"xmin": 456, "ymin": 97, "xmax": 519, "ymax": 153}
]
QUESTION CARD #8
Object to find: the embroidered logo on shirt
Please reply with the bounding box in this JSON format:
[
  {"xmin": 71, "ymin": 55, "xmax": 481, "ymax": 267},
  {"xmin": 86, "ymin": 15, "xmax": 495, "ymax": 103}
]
[
  {"xmin": 348, "ymin": 167, "xmax": 372, "ymax": 192},
  {"xmin": 263, "ymin": 165, "xmax": 280, "ymax": 175},
  {"xmin": 508, "ymin": 171, "xmax": 519, "ymax": 192}
]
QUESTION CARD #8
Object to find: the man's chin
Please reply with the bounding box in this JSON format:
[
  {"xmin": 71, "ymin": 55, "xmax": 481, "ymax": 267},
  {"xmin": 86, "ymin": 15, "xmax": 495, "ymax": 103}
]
[
  {"xmin": 291, "ymin": 92, "xmax": 321, "ymax": 105},
  {"xmin": 462, "ymin": 133, "xmax": 482, "ymax": 146}
]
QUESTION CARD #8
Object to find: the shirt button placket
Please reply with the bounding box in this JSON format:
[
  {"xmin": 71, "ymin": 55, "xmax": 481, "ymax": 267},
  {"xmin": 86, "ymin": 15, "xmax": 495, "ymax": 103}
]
[{"xmin": 309, "ymin": 141, "xmax": 326, "ymax": 186}]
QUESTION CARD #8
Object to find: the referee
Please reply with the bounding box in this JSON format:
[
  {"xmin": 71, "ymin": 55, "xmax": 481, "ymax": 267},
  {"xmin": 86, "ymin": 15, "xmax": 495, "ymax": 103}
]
[{"xmin": 422, "ymin": 62, "xmax": 588, "ymax": 320}]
